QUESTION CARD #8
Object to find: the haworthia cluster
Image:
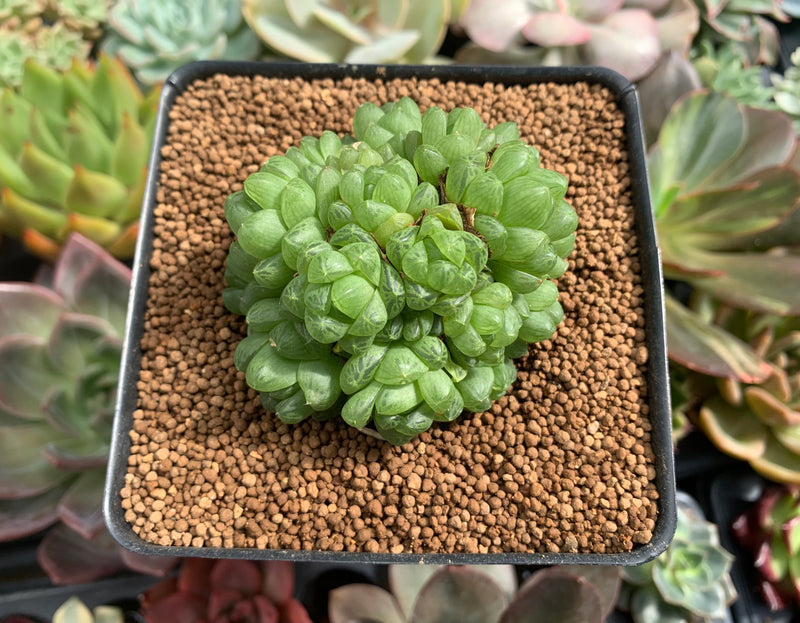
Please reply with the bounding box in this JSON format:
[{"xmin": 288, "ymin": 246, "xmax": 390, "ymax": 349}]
[{"xmin": 223, "ymin": 97, "xmax": 577, "ymax": 445}]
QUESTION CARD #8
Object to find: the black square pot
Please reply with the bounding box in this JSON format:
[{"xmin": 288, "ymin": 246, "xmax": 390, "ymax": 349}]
[{"xmin": 105, "ymin": 61, "xmax": 675, "ymax": 566}]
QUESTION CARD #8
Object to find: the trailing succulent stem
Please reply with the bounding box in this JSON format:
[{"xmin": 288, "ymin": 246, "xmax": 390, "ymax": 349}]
[{"xmin": 224, "ymin": 98, "xmax": 576, "ymax": 445}]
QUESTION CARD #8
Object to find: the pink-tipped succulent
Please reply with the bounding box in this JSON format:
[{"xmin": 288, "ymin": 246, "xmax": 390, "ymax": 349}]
[
  {"xmin": 329, "ymin": 564, "xmax": 621, "ymax": 623},
  {"xmin": 457, "ymin": 0, "xmax": 699, "ymax": 81},
  {"xmin": 140, "ymin": 559, "xmax": 312, "ymax": 623},
  {"xmin": 0, "ymin": 233, "xmax": 173, "ymax": 583},
  {"xmin": 732, "ymin": 484, "xmax": 800, "ymax": 611}
]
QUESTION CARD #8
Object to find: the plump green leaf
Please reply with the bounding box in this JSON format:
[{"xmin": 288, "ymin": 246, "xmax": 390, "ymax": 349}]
[
  {"xmin": 457, "ymin": 365, "xmax": 494, "ymax": 412},
  {"xmin": 518, "ymin": 301, "xmax": 563, "ymax": 343},
  {"xmin": 340, "ymin": 242, "xmax": 381, "ymax": 286},
  {"xmin": 376, "ymin": 346, "xmax": 428, "ymax": 385},
  {"xmin": 224, "ymin": 190, "xmax": 259, "ymax": 235},
  {"xmin": 341, "ymin": 381, "xmax": 381, "ymax": 428},
  {"xmin": 463, "ymin": 172, "xmax": 504, "ymax": 217},
  {"xmin": 246, "ymin": 344, "xmax": 298, "ymax": 393},
  {"xmin": 490, "ymin": 142, "xmax": 532, "ymax": 182},
  {"xmin": 253, "ymin": 254, "xmax": 294, "ymax": 289},
  {"xmin": 244, "ymin": 171, "xmax": 288, "ymax": 211},
  {"xmin": 297, "ymin": 358, "xmax": 342, "ymax": 410},
  {"xmin": 340, "ymin": 344, "xmax": 388, "ymax": 394},
  {"xmin": 237, "ymin": 209, "xmax": 287, "ymax": 259},
  {"xmin": 304, "ymin": 282, "xmax": 333, "ymax": 314},
  {"xmin": 349, "ymin": 291, "xmax": 389, "ymax": 336},
  {"xmin": 379, "ymin": 262, "xmax": 406, "ymax": 318},
  {"xmin": 331, "ymin": 274, "xmax": 373, "ymax": 319},
  {"xmin": 278, "ymin": 177, "xmax": 317, "ymax": 229},
  {"xmin": 417, "ymin": 369, "xmax": 456, "ymax": 414},
  {"xmin": 375, "ymin": 383, "xmax": 421, "ymax": 416},
  {"xmin": 307, "ymin": 249, "xmax": 354, "ymax": 284},
  {"xmin": 282, "ymin": 217, "xmax": 326, "ymax": 270}
]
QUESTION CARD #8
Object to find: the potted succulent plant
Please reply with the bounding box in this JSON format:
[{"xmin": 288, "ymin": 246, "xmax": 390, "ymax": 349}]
[{"xmin": 105, "ymin": 61, "xmax": 674, "ymax": 565}]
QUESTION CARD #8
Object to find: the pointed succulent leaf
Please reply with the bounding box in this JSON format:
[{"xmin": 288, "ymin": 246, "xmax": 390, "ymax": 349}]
[
  {"xmin": 329, "ymin": 584, "xmax": 405, "ymax": 623},
  {"xmin": 410, "ymin": 566, "xmax": 508, "ymax": 623},
  {"xmin": 500, "ymin": 568, "xmax": 604, "ymax": 623},
  {"xmin": 0, "ymin": 284, "xmax": 64, "ymax": 340},
  {"xmin": 0, "ymin": 485, "xmax": 64, "ymax": 541},
  {"xmin": 37, "ymin": 523, "xmax": 125, "ymax": 585},
  {"xmin": 58, "ymin": 468, "xmax": 106, "ymax": 540}
]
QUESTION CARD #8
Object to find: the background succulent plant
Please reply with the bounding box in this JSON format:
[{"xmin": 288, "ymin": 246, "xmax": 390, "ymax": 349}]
[
  {"xmin": 0, "ymin": 54, "xmax": 157, "ymax": 261},
  {"xmin": 140, "ymin": 559, "xmax": 312, "ymax": 623},
  {"xmin": 224, "ymin": 98, "xmax": 577, "ymax": 444},
  {"xmin": 329, "ymin": 563, "xmax": 621, "ymax": 623},
  {"xmin": 52, "ymin": 597, "xmax": 123, "ymax": 623},
  {"xmin": 619, "ymin": 491, "xmax": 737, "ymax": 622},
  {"xmin": 456, "ymin": 0, "xmax": 700, "ymax": 82},
  {"xmin": 241, "ymin": 0, "xmax": 451, "ymax": 64},
  {"xmin": 732, "ymin": 484, "xmax": 800, "ymax": 611},
  {"xmin": 101, "ymin": 0, "xmax": 262, "ymax": 86},
  {"xmin": 0, "ymin": 234, "xmax": 173, "ymax": 584},
  {"xmin": 649, "ymin": 91, "xmax": 800, "ymax": 382}
]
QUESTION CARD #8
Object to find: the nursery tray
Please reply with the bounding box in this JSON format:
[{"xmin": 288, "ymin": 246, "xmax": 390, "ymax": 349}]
[{"xmin": 105, "ymin": 61, "xmax": 675, "ymax": 565}]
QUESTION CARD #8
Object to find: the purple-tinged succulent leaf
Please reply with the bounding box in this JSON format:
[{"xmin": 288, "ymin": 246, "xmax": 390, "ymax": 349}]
[
  {"xmin": 699, "ymin": 396, "xmax": 768, "ymax": 460},
  {"xmin": 0, "ymin": 284, "xmax": 64, "ymax": 340},
  {"xmin": 521, "ymin": 12, "xmax": 592, "ymax": 47},
  {"xmin": 37, "ymin": 523, "xmax": 125, "ymax": 585},
  {"xmin": 0, "ymin": 424, "xmax": 72, "ymax": 498},
  {"xmin": 553, "ymin": 565, "xmax": 621, "ymax": 617},
  {"xmin": 43, "ymin": 435, "xmax": 108, "ymax": 470},
  {"xmin": 0, "ymin": 334, "xmax": 65, "ymax": 421},
  {"xmin": 328, "ymin": 584, "xmax": 405, "ymax": 623},
  {"xmin": 499, "ymin": 568, "xmax": 603, "ymax": 623},
  {"xmin": 0, "ymin": 485, "xmax": 63, "ymax": 540},
  {"xmin": 262, "ymin": 560, "xmax": 296, "ymax": 605},
  {"xmin": 583, "ymin": 9, "xmax": 661, "ymax": 81},
  {"xmin": 665, "ymin": 294, "xmax": 771, "ymax": 382},
  {"xmin": 52, "ymin": 234, "xmax": 131, "ymax": 333},
  {"xmin": 389, "ymin": 564, "xmax": 517, "ymax": 618},
  {"xmin": 410, "ymin": 566, "xmax": 508, "ymax": 623},
  {"xmin": 42, "ymin": 386, "xmax": 88, "ymax": 437},
  {"xmin": 636, "ymin": 51, "xmax": 700, "ymax": 146},
  {"xmin": 655, "ymin": 0, "xmax": 699, "ymax": 55},
  {"xmin": 118, "ymin": 547, "xmax": 177, "ymax": 578},
  {"xmin": 459, "ymin": 0, "xmax": 530, "ymax": 52},
  {"xmin": 46, "ymin": 312, "xmax": 116, "ymax": 373},
  {"xmin": 57, "ymin": 467, "xmax": 106, "ymax": 539},
  {"xmin": 684, "ymin": 251, "xmax": 800, "ymax": 315}
]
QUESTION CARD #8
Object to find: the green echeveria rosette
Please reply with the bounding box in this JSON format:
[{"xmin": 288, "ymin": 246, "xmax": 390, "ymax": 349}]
[
  {"xmin": 223, "ymin": 97, "xmax": 577, "ymax": 445},
  {"xmin": 101, "ymin": 0, "xmax": 262, "ymax": 86}
]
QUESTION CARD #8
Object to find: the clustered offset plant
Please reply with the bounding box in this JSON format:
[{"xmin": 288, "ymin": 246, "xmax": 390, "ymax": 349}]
[
  {"xmin": 0, "ymin": 0, "xmax": 109, "ymax": 89},
  {"xmin": 0, "ymin": 54, "xmax": 157, "ymax": 261},
  {"xmin": 619, "ymin": 493, "xmax": 737, "ymax": 622},
  {"xmin": 0, "ymin": 234, "xmax": 173, "ymax": 584},
  {"xmin": 224, "ymin": 97, "xmax": 577, "ymax": 444},
  {"xmin": 140, "ymin": 559, "xmax": 312, "ymax": 623},
  {"xmin": 1, "ymin": 596, "xmax": 124, "ymax": 623},
  {"xmin": 733, "ymin": 484, "xmax": 800, "ymax": 610},
  {"xmin": 329, "ymin": 564, "xmax": 622, "ymax": 623},
  {"xmin": 101, "ymin": 0, "xmax": 262, "ymax": 85},
  {"xmin": 241, "ymin": 0, "xmax": 451, "ymax": 64}
]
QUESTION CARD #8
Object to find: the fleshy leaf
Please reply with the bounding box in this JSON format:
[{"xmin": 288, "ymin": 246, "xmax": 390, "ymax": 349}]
[
  {"xmin": 0, "ymin": 284, "xmax": 64, "ymax": 340},
  {"xmin": 329, "ymin": 584, "xmax": 405, "ymax": 623},
  {"xmin": 57, "ymin": 467, "xmax": 106, "ymax": 539},
  {"xmin": 699, "ymin": 397, "xmax": 768, "ymax": 461},
  {"xmin": 37, "ymin": 524, "xmax": 125, "ymax": 585},
  {"xmin": 500, "ymin": 569, "xmax": 603, "ymax": 623},
  {"xmin": 0, "ymin": 484, "xmax": 64, "ymax": 541},
  {"xmin": 410, "ymin": 566, "xmax": 508, "ymax": 623}
]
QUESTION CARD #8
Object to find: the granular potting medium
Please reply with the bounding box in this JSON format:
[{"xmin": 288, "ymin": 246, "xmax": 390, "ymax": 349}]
[{"xmin": 120, "ymin": 74, "xmax": 659, "ymax": 555}]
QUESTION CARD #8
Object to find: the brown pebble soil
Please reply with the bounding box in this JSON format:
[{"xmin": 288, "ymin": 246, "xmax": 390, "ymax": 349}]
[{"xmin": 120, "ymin": 72, "xmax": 660, "ymax": 555}]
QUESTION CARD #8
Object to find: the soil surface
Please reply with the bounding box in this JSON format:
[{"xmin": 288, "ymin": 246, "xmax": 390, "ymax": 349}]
[{"xmin": 120, "ymin": 74, "xmax": 659, "ymax": 555}]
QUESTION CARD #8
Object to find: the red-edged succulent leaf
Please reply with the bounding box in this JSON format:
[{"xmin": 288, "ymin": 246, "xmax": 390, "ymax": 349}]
[
  {"xmin": 0, "ymin": 334, "xmax": 65, "ymax": 421},
  {"xmin": 262, "ymin": 561, "xmax": 295, "ymax": 605},
  {"xmin": 211, "ymin": 559, "xmax": 263, "ymax": 595},
  {"xmin": 57, "ymin": 467, "xmax": 106, "ymax": 539},
  {"xmin": 584, "ymin": 9, "xmax": 661, "ymax": 81},
  {"xmin": 118, "ymin": 547, "xmax": 177, "ymax": 578},
  {"xmin": 52, "ymin": 233, "xmax": 131, "ymax": 334},
  {"xmin": 665, "ymin": 295, "xmax": 771, "ymax": 382},
  {"xmin": 328, "ymin": 584, "xmax": 405, "ymax": 623},
  {"xmin": 46, "ymin": 312, "xmax": 116, "ymax": 373},
  {"xmin": 140, "ymin": 590, "xmax": 207, "ymax": 623},
  {"xmin": 281, "ymin": 598, "xmax": 313, "ymax": 623},
  {"xmin": 552, "ymin": 565, "xmax": 621, "ymax": 617},
  {"xmin": 0, "ymin": 424, "xmax": 72, "ymax": 498},
  {"xmin": 0, "ymin": 484, "xmax": 63, "ymax": 540},
  {"xmin": 37, "ymin": 524, "xmax": 124, "ymax": 585},
  {"xmin": 655, "ymin": 0, "xmax": 700, "ymax": 54},
  {"xmin": 177, "ymin": 558, "xmax": 215, "ymax": 596},
  {"xmin": 0, "ymin": 283, "xmax": 64, "ymax": 340},
  {"xmin": 699, "ymin": 396, "xmax": 768, "ymax": 460},
  {"xmin": 745, "ymin": 386, "xmax": 800, "ymax": 427},
  {"xmin": 43, "ymin": 435, "xmax": 108, "ymax": 470},
  {"xmin": 409, "ymin": 566, "xmax": 508, "ymax": 623},
  {"xmin": 500, "ymin": 568, "xmax": 604, "ymax": 623}
]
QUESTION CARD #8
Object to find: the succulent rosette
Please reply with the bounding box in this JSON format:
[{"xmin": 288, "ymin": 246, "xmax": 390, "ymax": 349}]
[
  {"xmin": 732, "ymin": 484, "xmax": 800, "ymax": 611},
  {"xmin": 102, "ymin": 0, "xmax": 262, "ymax": 86},
  {"xmin": 224, "ymin": 97, "xmax": 576, "ymax": 445},
  {"xmin": 0, "ymin": 54, "xmax": 158, "ymax": 261},
  {"xmin": 0, "ymin": 234, "xmax": 174, "ymax": 584}
]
